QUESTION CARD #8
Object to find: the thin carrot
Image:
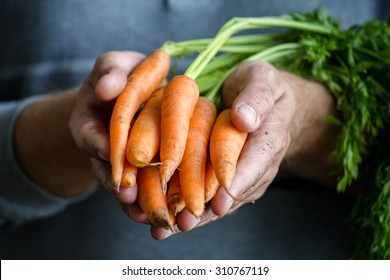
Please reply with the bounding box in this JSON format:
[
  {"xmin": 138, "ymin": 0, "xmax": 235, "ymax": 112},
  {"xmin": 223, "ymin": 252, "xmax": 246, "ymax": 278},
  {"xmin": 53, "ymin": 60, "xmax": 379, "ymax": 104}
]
[
  {"xmin": 137, "ymin": 165, "xmax": 173, "ymax": 230},
  {"xmin": 209, "ymin": 109, "xmax": 248, "ymax": 191},
  {"xmin": 167, "ymin": 170, "xmax": 185, "ymax": 215},
  {"xmin": 159, "ymin": 75, "xmax": 199, "ymax": 193},
  {"xmin": 126, "ymin": 87, "xmax": 163, "ymax": 167},
  {"xmin": 110, "ymin": 48, "xmax": 170, "ymax": 189},
  {"xmin": 120, "ymin": 159, "xmax": 137, "ymax": 188},
  {"xmin": 204, "ymin": 156, "xmax": 219, "ymax": 203},
  {"xmin": 179, "ymin": 97, "xmax": 216, "ymax": 217}
]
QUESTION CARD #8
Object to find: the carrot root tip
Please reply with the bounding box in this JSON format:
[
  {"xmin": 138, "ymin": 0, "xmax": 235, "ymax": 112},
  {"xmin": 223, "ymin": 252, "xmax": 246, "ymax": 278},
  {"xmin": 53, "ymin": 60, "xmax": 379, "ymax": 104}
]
[
  {"xmin": 223, "ymin": 186, "xmax": 249, "ymax": 203},
  {"xmin": 161, "ymin": 181, "xmax": 168, "ymax": 196},
  {"xmin": 146, "ymin": 162, "xmax": 162, "ymax": 167},
  {"xmin": 168, "ymin": 224, "xmax": 175, "ymax": 232},
  {"xmin": 159, "ymin": 161, "xmax": 176, "ymax": 195},
  {"xmin": 113, "ymin": 183, "xmax": 120, "ymax": 194},
  {"xmin": 190, "ymin": 208, "xmax": 204, "ymax": 218}
]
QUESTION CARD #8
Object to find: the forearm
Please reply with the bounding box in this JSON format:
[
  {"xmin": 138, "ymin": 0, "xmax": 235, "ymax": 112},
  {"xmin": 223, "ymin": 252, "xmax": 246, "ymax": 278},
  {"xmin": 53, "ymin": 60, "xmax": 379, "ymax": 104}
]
[
  {"xmin": 281, "ymin": 71, "xmax": 340, "ymax": 186},
  {"xmin": 13, "ymin": 89, "xmax": 97, "ymax": 197}
]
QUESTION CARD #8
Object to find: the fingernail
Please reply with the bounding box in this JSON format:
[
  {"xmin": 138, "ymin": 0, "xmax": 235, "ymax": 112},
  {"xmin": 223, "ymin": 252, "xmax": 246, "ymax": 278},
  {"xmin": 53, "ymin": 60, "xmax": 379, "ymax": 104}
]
[{"xmin": 238, "ymin": 104, "xmax": 257, "ymax": 127}]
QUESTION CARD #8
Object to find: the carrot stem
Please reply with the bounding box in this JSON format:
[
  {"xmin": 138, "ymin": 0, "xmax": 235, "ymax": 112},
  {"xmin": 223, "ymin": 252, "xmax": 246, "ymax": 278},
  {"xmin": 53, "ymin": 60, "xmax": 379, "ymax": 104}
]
[{"xmin": 184, "ymin": 17, "xmax": 333, "ymax": 80}]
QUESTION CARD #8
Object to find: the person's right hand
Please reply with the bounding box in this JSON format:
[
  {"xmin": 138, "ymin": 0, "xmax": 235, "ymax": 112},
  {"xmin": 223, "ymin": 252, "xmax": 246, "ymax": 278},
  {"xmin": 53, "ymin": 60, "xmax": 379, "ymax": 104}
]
[{"xmin": 69, "ymin": 51, "xmax": 149, "ymax": 223}]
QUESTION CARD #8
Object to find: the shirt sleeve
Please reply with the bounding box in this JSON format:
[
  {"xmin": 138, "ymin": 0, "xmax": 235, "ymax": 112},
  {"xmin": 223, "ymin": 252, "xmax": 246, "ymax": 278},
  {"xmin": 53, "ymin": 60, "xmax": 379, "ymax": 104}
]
[{"xmin": 0, "ymin": 97, "xmax": 95, "ymax": 228}]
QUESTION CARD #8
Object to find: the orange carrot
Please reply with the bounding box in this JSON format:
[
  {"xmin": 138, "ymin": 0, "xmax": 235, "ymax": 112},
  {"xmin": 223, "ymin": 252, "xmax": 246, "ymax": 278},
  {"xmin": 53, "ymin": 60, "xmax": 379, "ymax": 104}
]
[
  {"xmin": 167, "ymin": 170, "xmax": 185, "ymax": 215},
  {"xmin": 137, "ymin": 165, "xmax": 173, "ymax": 230},
  {"xmin": 159, "ymin": 75, "xmax": 199, "ymax": 193},
  {"xmin": 204, "ymin": 156, "xmax": 219, "ymax": 203},
  {"xmin": 110, "ymin": 48, "xmax": 170, "ymax": 189},
  {"xmin": 179, "ymin": 97, "xmax": 216, "ymax": 217},
  {"xmin": 126, "ymin": 87, "xmax": 163, "ymax": 167},
  {"xmin": 210, "ymin": 109, "xmax": 248, "ymax": 191},
  {"xmin": 120, "ymin": 159, "xmax": 137, "ymax": 188}
]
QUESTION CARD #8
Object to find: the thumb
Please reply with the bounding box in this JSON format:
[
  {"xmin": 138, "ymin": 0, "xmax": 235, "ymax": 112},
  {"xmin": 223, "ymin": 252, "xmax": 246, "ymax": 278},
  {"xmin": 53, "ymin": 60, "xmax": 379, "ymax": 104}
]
[
  {"xmin": 223, "ymin": 61, "xmax": 288, "ymax": 133},
  {"xmin": 230, "ymin": 82, "xmax": 275, "ymax": 133},
  {"xmin": 92, "ymin": 51, "xmax": 145, "ymax": 101}
]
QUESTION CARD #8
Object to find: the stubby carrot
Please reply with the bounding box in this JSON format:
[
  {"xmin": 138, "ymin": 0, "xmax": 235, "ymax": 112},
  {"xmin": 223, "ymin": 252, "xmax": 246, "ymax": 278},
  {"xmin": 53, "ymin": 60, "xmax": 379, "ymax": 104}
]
[
  {"xmin": 204, "ymin": 156, "xmax": 219, "ymax": 203},
  {"xmin": 137, "ymin": 165, "xmax": 173, "ymax": 230},
  {"xmin": 120, "ymin": 159, "xmax": 137, "ymax": 188},
  {"xmin": 110, "ymin": 48, "xmax": 170, "ymax": 189},
  {"xmin": 126, "ymin": 87, "xmax": 163, "ymax": 167},
  {"xmin": 159, "ymin": 75, "xmax": 199, "ymax": 193},
  {"xmin": 167, "ymin": 171, "xmax": 185, "ymax": 215},
  {"xmin": 179, "ymin": 97, "xmax": 216, "ymax": 217},
  {"xmin": 210, "ymin": 109, "xmax": 248, "ymax": 191}
]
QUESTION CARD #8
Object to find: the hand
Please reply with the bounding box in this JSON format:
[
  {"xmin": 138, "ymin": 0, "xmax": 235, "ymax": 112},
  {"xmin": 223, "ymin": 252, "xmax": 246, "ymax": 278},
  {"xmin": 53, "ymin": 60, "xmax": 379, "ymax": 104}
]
[
  {"xmin": 69, "ymin": 51, "xmax": 149, "ymax": 222},
  {"xmin": 152, "ymin": 60, "xmax": 339, "ymax": 239}
]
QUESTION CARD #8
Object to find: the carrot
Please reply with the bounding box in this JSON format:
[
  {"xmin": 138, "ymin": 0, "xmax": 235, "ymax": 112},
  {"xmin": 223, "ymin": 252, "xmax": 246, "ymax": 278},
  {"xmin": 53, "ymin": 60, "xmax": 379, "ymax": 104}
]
[
  {"xmin": 126, "ymin": 87, "xmax": 163, "ymax": 167},
  {"xmin": 120, "ymin": 159, "xmax": 137, "ymax": 188},
  {"xmin": 167, "ymin": 170, "xmax": 185, "ymax": 215},
  {"xmin": 209, "ymin": 109, "xmax": 248, "ymax": 192},
  {"xmin": 110, "ymin": 48, "xmax": 170, "ymax": 189},
  {"xmin": 137, "ymin": 164, "xmax": 173, "ymax": 230},
  {"xmin": 204, "ymin": 156, "xmax": 219, "ymax": 203},
  {"xmin": 179, "ymin": 97, "xmax": 216, "ymax": 217},
  {"xmin": 159, "ymin": 75, "xmax": 200, "ymax": 193}
]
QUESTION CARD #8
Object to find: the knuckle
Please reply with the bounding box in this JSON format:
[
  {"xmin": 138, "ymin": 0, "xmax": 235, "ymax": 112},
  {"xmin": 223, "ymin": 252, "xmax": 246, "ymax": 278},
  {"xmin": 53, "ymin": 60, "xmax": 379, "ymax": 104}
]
[
  {"xmin": 246, "ymin": 83, "xmax": 275, "ymax": 111},
  {"xmin": 243, "ymin": 60, "xmax": 277, "ymax": 77},
  {"xmin": 96, "ymin": 51, "xmax": 121, "ymax": 63}
]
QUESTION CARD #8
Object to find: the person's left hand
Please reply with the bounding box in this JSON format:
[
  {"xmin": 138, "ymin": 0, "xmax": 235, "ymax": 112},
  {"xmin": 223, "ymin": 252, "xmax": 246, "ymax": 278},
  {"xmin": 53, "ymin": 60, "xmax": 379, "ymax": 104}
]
[
  {"xmin": 151, "ymin": 60, "xmax": 297, "ymax": 239},
  {"xmin": 69, "ymin": 51, "xmax": 150, "ymax": 223}
]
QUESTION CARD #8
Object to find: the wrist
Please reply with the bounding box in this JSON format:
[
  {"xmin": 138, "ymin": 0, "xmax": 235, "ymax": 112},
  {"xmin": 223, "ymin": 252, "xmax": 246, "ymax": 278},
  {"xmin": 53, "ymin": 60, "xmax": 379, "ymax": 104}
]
[{"xmin": 13, "ymin": 89, "xmax": 97, "ymax": 197}]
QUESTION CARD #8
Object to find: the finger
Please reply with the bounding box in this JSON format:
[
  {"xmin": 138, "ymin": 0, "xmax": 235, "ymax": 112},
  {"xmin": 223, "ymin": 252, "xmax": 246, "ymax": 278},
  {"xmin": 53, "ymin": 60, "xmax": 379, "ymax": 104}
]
[
  {"xmin": 151, "ymin": 224, "xmax": 180, "ymax": 240},
  {"xmin": 175, "ymin": 208, "xmax": 200, "ymax": 232},
  {"xmin": 127, "ymin": 203, "xmax": 148, "ymax": 223},
  {"xmin": 91, "ymin": 153, "xmax": 148, "ymax": 225},
  {"xmin": 70, "ymin": 82, "xmax": 112, "ymax": 161},
  {"xmin": 72, "ymin": 107, "xmax": 111, "ymax": 161},
  {"xmin": 223, "ymin": 61, "xmax": 290, "ymax": 132},
  {"xmin": 90, "ymin": 158, "xmax": 115, "ymax": 192},
  {"xmin": 117, "ymin": 185, "xmax": 138, "ymax": 204},
  {"xmin": 194, "ymin": 207, "xmax": 220, "ymax": 227},
  {"xmin": 91, "ymin": 51, "xmax": 146, "ymax": 101}
]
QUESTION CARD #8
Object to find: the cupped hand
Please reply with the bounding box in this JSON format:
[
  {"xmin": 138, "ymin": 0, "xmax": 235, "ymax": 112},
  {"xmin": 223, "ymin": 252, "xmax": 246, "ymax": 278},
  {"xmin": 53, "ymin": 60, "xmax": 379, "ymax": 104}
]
[
  {"xmin": 152, "ymin": 60, "xmax": 297, "ymax": 239},
  {"xmin": 69, "ymin": 51, "xmax": 148, "ymax": 222},
  {"xmin": 211, "ymin": 60, "xmax": 296, "ymax": 215}
]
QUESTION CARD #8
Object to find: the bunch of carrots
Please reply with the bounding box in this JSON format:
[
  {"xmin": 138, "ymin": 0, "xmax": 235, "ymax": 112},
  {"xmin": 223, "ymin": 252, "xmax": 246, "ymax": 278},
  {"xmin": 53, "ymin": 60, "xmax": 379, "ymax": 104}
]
[
  {"xmin": 110, "ymin": 47, "xmax": 248, "ymax": 230},
  {"xmin": 109, "ymin": 9, "xmax": 343, "ymax": 230}
]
